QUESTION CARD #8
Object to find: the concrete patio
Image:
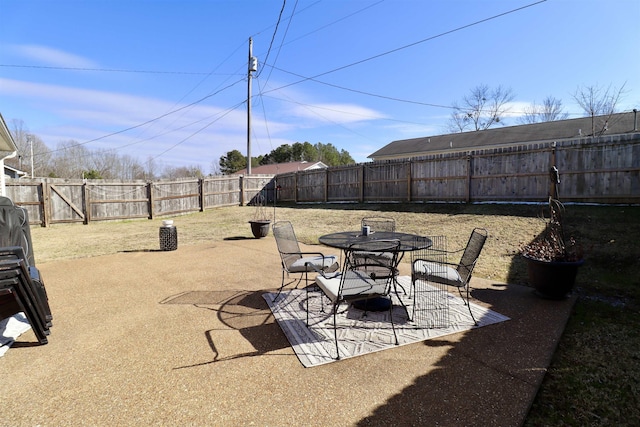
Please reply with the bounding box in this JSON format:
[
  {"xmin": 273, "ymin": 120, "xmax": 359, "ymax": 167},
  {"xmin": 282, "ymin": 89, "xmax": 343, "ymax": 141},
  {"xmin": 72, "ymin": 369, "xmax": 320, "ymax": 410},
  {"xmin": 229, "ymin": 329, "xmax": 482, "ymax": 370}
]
[{"xmin": 1, "ymin": 237, "xmax": 575, "ymax": 426}]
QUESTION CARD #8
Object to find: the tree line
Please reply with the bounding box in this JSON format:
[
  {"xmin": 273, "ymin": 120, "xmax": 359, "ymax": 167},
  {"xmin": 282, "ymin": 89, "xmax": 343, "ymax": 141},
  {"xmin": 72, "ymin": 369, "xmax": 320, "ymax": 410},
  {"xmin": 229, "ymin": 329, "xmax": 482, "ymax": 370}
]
[
  {"xmin": 6, "ymin": 119, "xmax": 208, "ymax": 180},
  {"xmin": 6, "ymin": 119, "xmax": 354, "ymax": 179},
  {"xmin": 218, "ymin": 141, "xmax": 355, "ymax": 174},
  {"xmin": 447, "ymin": 83, "xmax": 627, "ymax": 134}
]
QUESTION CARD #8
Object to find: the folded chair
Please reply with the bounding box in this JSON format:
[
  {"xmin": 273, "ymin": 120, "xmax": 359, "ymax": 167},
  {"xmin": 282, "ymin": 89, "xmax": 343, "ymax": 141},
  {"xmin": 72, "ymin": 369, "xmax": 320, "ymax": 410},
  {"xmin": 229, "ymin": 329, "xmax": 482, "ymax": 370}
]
[
  {"xmin": 272, "ymin": 221, "xmax": 339, "ymax": 302},
  {"xmin": 311, "ymin": 239, "xmax": 405, "ymax": 360},
  {"xmin": 411, "ymin": 228, "xmax": 488, "ymax": 326},
  {"xmin": 0, "ymin": 196, "xmax": 53, "ymax": 345},
  {"xmin": 0, "ymin": 259, "xmax": 50, "ymax": 344},
  {"xmin": 0, "ymin": 247, "xmax": 52, "ymax": 327}
]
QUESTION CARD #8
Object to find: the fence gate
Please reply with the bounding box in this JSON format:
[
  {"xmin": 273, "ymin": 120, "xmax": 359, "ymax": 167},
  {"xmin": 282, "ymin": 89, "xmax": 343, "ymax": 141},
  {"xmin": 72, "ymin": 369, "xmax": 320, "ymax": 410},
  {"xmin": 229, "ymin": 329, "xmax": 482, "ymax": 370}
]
[{"xmin": 46, "ymin": 183, "xmax": 86, "ymax": 225}]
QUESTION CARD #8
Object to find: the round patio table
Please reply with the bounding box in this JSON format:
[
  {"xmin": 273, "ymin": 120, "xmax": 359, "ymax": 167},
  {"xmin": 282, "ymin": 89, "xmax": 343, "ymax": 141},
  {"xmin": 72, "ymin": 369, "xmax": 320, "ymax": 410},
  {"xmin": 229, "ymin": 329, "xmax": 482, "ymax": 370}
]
[
  {"xmin": 319, "ymin": 231, "xmax": 432, "ymax": 252},
  {"xmin": 318, "ymin": 231, "xmax": 432, "ymax": 311}
]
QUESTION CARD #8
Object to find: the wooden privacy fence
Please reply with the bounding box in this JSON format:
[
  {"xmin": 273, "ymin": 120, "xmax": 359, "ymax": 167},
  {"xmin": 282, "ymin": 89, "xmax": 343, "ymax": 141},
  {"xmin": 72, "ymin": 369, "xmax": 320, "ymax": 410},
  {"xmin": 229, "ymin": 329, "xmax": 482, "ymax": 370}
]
[
  {"xmin": 6, "ymin": 175, "xmax": 274, "ymax": 227},
  {"xmin": 5, "ymin": 134, "xmax": 639, "ymax": 226},
  {"xmin": 276, "ymin": 134, "xmax": 640, "ymax": 205}
]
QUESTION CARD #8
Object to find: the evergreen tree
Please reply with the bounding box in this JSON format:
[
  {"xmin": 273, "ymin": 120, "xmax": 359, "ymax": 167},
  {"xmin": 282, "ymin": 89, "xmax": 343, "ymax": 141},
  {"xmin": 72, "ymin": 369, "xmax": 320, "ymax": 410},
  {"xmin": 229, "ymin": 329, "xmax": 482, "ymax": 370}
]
[{"xmin": 219, "ymin": 150, "xmax": 247, "ymax": 174}]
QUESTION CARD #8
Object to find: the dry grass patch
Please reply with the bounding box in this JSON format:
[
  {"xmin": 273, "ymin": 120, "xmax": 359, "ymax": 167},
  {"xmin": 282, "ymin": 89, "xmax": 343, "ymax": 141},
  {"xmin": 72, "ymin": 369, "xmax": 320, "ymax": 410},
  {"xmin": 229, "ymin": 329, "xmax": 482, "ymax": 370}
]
[{"xmin": 31, "ymin": 203, "xmax": 545, "ymax": 285}]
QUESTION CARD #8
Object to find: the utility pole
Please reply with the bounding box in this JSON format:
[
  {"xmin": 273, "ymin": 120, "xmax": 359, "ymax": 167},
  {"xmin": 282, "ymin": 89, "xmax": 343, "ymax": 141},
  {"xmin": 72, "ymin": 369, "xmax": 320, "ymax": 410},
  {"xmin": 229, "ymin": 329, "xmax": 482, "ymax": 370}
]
[
  {"xmin": 247, "ymin": 38, "xmax": 257, "ymax": 175},
  {"xmin": 28, "ymin": 134, "xmax": 34, "ymax": 178}
]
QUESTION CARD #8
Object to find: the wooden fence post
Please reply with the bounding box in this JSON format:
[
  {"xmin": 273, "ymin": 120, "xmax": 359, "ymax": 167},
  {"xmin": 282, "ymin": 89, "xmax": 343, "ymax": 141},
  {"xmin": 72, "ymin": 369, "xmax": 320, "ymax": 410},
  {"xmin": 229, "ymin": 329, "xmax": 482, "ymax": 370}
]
[
  {"xmin": 466, "ymin": 153, "xmax": 472, "ymax": 204},
  {"xmin": 407, "ymin": 160, "xmax": 412, "ymax": 202},
  {"xmin": 324, "ymin": 169, "xmax": 328, "ymax": 203},
  {"xmin": 42, "ymin": 180, "xmax": 50, "ymax": 227},
  {"xmin": 199, "ymin": 178, "xmax": 205, "ymax": 211},
  {"xmin": 40, "ymin": 180, "xmax": 49, "ymax": 227},
  {"xmin": 83, "ymin": 182, "xmax": 90, "ymax": 224},
  {"xmin": 148, "ymin": 182, "xmax": 155, "ymax": 219},
  {"xmin": 359, "ymin": 164, "xmax": 365, "ymax": 203},
  {"xmin": 239, "ymin": 175, "xmax": 245, "ymax": 206},
  {"xmin": 549, "ymin": 142, "xmax": 558, "ymax": 199}
]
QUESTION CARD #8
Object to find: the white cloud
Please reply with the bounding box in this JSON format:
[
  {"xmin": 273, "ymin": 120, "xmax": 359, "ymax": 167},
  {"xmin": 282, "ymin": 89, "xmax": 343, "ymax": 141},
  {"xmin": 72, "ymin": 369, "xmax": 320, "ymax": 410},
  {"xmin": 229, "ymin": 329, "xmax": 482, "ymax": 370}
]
[
  {"xmin": 0, "ymin": 76, "xmax": 392, "ymax": 166},
  {"xmin": 384, "ymin": 122, "xmax": 439, "ymax": 137},
  {"xmin": 502, "ymin": 101, "xmax": 535, "ymax": 118},
  {"xmin": 0, "ymin": 78, "xmax": 252, "ymax": 164},
  {"xmin": 288, "ymin": 102, "xmax": 386, "ymax": 125},
  {"xmin": 9, "ymin": 44, "xmax": 99, "ymax": 68},
  {"xmin": 0, "ymin": 77, "xmax": 244, "ymax": 129}
]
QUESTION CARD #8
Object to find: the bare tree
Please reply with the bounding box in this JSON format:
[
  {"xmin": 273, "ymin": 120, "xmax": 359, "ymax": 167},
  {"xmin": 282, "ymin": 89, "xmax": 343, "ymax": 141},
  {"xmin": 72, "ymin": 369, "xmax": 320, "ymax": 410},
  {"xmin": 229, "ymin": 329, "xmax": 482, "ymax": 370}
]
[
  {"xmin": 89, "ymin": 151, "xmax": 119, "ymax": 179},
  {"xmin": 130, "ymin": 162, "xmax": 147, "ymax": 180},
  {"xmin": 49, "ymin": 140, "xmax": 91, "ymax": 178},
  {"xmin": 28, "ymin": 134, "xmax": 53, "ymax": 177},
  {"xmin": 144, "ymin": 156, "xmax": 158, "ymax": 181},
  {"xmin": 209, "ymin": 159, "xmax": 221, "ymax": 176},
  {"xmin": 117, "ymin": 154, "xmax": 145, "ymax": 180},
  {"xmin": 8, "ymin": 119, "xmax": 52, "ymax": 177},
  {"xmin": 518, "ymin": 96, "xmax": 569, "ymax": 124},
  {"xmin": 448, "ymin": 84, "xmax": 515, "ymax": 132},
  {"xmin": 161, "ymin": 165, "xmax": 204, "ymax": 180},
  {"xmin": 572, "ymin": 83, "xmax": 626, "ymax": 136}
]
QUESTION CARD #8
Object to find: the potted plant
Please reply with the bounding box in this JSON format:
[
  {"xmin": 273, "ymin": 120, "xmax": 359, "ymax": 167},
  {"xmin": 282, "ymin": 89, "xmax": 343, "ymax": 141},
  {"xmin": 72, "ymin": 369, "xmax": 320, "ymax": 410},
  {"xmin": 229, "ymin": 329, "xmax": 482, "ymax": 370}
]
[
  {"xmin": 248, "ymin": 185, "xmax": 272, "ymax": 239},
  {"xmin": 521, "ymin": 197, "xmax": 585, "ymax": 299}
]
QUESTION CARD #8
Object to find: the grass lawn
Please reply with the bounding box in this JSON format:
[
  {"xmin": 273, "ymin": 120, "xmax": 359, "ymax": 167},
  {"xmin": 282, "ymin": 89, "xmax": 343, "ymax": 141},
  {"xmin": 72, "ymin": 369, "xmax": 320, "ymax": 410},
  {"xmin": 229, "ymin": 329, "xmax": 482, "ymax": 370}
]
[
  {"xmin": 523, "ymin": 205, "xmax": 640, "ymax": 426},
  {"xmin": 30, "ymin": 202, "xmax": 640, "ymax": 425}
]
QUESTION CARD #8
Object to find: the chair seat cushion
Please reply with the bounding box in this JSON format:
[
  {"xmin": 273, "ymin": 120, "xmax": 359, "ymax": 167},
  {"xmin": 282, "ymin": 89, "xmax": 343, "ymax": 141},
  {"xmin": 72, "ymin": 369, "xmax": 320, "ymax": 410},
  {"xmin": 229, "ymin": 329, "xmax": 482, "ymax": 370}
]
[
  {"xmin": 413, "ymin": 260, "xmax": 463, "ymax": 287},
  {"xmin": 315, "ymin": 272, "xmax": 341, "ymax": 302},
  {"xmin": 316, "ymin": 270, "xmax": 388, "ymax": 303},
  {"xmin": 290, "ymin": 255, "xmax": 338, "ymax": 273}
]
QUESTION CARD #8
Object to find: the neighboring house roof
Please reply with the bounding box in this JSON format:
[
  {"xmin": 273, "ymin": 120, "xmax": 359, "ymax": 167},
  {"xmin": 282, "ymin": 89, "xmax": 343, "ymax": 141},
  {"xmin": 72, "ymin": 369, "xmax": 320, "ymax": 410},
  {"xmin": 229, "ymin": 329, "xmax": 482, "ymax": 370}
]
[
  {"xmin": 4, "ymin": 164, "xmax": 28, "ymax": 179},
  {"xmin": 369, "ymin": 111, "xmax": 640, "ymax": 161},
  {"xmin": 235, "ymin": 161, "xmax": 329, "ymax": 175}
]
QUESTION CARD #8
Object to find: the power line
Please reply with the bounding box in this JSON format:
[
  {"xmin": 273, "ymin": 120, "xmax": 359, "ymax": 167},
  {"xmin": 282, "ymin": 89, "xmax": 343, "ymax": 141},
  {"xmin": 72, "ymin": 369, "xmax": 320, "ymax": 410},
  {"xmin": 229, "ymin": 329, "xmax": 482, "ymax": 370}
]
[
  {"xmin": 259, "ymin": 0, "xmax": 299, "ymax": 85},
  {"xmin": 40, "ymin": 78, "xmax": 245, "ymax": 157},
  {"xmin": 268, "ymin": 64, "xmax": 453, "ymax": 110},
  {"xmin": 257, "ymin": 81, "xmax": 387, "ymax": 145},
  {"xmin": 260, "ymin": 92, "xmax": 433, "ymax": 127},
  {"xmin": 147, "ymin": 101, "xmax": 247, "ymax": 162},
  {"xmin": 262, "ymin": 1, "xmax": 547, "ymax": 94},
  {"xmin": 125, "ymin": 39, "xmax": 250, "ymax": 154},
  {"xmin": 256, "ymin": 0, "xmax": 287, "ymax": 79},
  {"xmin": 281, "ymin": 0, "xmax": 386, "ymax": 47},
  {"xmin": 26, "ymin": 0, "xmax": 550, "ymax": 166}
]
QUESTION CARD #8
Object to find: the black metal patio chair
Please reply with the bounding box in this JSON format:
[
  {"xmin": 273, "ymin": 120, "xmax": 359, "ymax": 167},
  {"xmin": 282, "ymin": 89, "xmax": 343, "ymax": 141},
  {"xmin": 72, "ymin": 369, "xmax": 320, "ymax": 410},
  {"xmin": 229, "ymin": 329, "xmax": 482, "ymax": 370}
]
[
  {"xmin": 411, "ymin": 228, "xmax": 488, "ymax": 326},
  {"xmin": 272, "ymin": 221, "xmax": 339, "ymax": 302},
  {"xmin": 311, "ymin": 239, "xmax": 405, "ymax": 360}
]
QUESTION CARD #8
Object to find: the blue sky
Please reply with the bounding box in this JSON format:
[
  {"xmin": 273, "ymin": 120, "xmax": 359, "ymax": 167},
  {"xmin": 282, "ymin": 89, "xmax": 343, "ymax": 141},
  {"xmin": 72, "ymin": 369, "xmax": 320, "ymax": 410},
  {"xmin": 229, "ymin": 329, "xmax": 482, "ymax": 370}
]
[{"xmin": 1, "ymin": 0, "xmax": 639, "ymax": 172}]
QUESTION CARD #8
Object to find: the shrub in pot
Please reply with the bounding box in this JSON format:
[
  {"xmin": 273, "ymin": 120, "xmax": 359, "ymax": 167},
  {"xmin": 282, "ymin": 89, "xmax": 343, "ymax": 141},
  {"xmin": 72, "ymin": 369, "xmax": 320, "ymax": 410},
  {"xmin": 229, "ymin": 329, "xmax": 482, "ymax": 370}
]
[{"xmin": 521, "ymin": 197, "xmax": 584, "ymax": 299}]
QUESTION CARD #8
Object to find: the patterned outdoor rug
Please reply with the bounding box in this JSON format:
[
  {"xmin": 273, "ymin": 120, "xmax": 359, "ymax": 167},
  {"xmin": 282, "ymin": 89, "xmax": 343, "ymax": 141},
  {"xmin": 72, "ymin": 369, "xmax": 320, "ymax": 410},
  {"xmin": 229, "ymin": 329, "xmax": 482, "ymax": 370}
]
[
  {"xmin": 264, "ymin": 276, "xmax": 510, "ymax": 367},
  {"xmin": 0, "ymin": 313, "xmax": 31, "ymax": 357}
]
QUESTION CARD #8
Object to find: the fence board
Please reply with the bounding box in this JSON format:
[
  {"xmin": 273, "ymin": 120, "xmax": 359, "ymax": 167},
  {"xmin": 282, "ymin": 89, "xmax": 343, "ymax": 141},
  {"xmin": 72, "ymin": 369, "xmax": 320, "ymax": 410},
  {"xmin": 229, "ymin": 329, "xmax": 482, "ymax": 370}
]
[{"xmin": 327, "ymin": 166, "xmax": 361, "ymax": 202}]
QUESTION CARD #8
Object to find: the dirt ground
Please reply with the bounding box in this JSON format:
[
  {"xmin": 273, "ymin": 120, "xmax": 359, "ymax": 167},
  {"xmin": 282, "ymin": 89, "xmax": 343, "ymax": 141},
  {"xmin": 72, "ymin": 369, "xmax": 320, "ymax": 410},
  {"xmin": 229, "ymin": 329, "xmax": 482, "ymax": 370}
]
[{"xmin": 2, "ymin": 205, "xmax": 576, "ymax": 426}]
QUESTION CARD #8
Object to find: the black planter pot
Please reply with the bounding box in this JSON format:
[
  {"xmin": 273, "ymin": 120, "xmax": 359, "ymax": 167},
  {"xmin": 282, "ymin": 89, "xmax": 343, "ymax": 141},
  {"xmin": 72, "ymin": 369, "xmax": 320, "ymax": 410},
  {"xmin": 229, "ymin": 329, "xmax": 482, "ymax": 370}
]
[
  {"xmin": 523, "ymin": 254, "xmax": 584, "ymax": 299},
  {"xmin": 249, "ymin": 220, "xmax": 271, "ymax": 238}
]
